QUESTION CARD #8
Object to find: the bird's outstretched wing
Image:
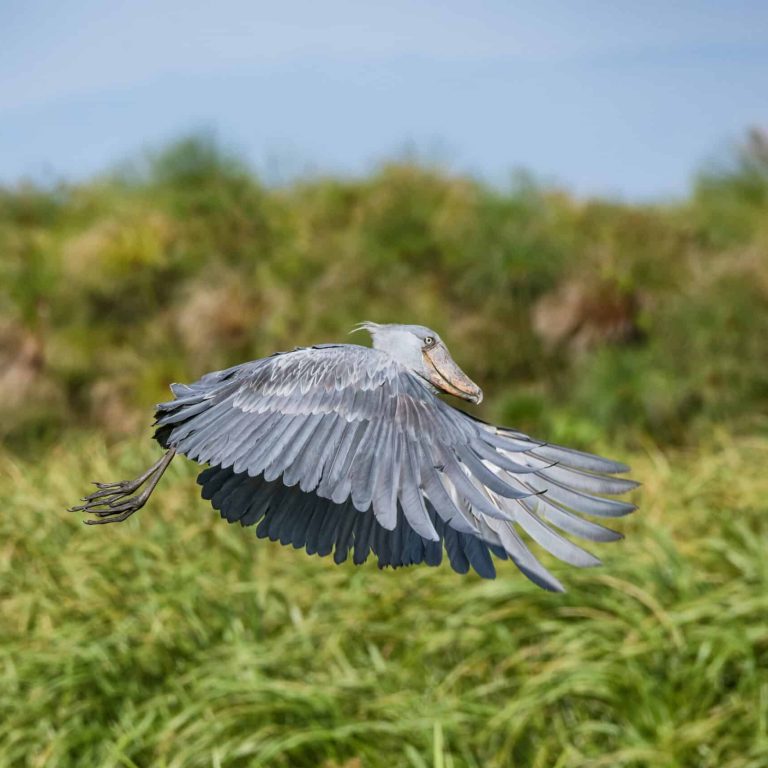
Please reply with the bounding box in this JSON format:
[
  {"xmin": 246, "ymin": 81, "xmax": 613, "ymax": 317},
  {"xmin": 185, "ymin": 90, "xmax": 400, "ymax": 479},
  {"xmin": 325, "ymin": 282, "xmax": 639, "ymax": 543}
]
[{"xmin": 154, "ymin": 344, "xmax": 637, "ymax": 590}]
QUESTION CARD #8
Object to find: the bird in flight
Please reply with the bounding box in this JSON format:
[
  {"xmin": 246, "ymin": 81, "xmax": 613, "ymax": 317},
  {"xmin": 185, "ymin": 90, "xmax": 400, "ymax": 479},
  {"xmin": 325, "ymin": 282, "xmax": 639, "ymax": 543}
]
[{"xmin": 71, "ymin": 323, "xmax": 637, "ymax": 591}]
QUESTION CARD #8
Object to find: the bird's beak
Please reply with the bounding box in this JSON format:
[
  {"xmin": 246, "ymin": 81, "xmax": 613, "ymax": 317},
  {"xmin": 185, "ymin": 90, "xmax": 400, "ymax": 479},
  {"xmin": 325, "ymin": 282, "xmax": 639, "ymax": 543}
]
[{"xmin": 423, "ymin": 345, "xmax": 483, "ymax": 404}]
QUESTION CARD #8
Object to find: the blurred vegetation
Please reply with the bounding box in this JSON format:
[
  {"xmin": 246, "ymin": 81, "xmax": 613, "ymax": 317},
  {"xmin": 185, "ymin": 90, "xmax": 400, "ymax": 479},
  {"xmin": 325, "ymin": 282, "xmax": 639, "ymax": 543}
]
[
  {"xmin": 1, "ymin": 130, "xmax": 767, "ymax": 767},
  {"xmin": 0, "ymin": 432, "xmax": 766, "ymax": 767},
  {"xmin": 1, "ymin": 129, "xmax": 767, "ymax": 454}
]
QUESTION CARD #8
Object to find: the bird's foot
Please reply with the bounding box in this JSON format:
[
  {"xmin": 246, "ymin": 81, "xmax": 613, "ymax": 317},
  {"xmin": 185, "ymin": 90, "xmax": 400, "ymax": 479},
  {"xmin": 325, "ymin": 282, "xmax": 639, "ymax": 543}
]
[
  {"xmin": 68, "ymin": 448, "xmax": 176, "ymax": 526},
  {"xmin": 76, "ymin": 477, "xmax": 145, "ymax": 505},
  {"xmin": 70, "ymin": 485, "xmax": 151, "ymax": 524}
]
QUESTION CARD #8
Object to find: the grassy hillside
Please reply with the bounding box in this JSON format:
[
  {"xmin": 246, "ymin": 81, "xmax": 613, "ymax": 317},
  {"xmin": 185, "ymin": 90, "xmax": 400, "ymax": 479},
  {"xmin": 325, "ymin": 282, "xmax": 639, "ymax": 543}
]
[
  {"xmin": 1, "ymin": 130, "xmax": 767, "ymax": 766},
  {"xmin": 1, "ymin": 434, "xmax": 766, "ymax": 767},
  {"xmin": 1, "ymin": 131, "xmax": 767, "ymax": 453}
]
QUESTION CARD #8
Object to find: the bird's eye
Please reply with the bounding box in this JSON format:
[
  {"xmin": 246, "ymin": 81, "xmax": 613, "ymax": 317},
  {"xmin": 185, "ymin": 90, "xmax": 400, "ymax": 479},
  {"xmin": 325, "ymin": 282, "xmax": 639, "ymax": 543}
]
[{"xmin": 424, "ymin": 336, "xmax": 435, "ymax": 347}]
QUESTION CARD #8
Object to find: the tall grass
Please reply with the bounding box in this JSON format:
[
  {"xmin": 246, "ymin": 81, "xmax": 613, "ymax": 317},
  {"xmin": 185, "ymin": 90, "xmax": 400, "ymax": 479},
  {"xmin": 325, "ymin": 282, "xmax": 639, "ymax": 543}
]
[
  {"xmin": 1, "ymin": 130, "xmax": 767, "ymax": 766},
  {"xmin": 0, "ymin": 433, "xmax": 766, "ymax": 767}
]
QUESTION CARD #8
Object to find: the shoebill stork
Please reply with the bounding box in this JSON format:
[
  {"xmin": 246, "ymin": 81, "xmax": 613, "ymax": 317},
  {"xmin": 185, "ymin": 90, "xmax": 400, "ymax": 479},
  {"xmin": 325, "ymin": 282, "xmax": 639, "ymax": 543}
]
[{"xmin": 71, "ymin": 322, "xmax": 637, "ymax": 591}]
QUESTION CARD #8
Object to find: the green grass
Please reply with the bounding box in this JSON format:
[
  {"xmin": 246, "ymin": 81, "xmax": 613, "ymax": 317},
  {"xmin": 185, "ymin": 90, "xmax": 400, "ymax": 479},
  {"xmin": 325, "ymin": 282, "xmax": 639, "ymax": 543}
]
[
  {"xmin": 1, "ymin": 433, "xmax": 766, "ymax": 767},
  {"xmin": 1, "ymin": 128, "xmax": 767, "ymax": 766}
]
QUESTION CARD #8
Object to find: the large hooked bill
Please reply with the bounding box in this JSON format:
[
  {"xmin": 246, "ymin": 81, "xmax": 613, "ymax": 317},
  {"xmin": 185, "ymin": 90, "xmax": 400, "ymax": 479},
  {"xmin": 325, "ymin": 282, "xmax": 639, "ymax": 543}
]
[{"xmin": 423, "ymin": 344, "xmax": 483, "ymax": 404}]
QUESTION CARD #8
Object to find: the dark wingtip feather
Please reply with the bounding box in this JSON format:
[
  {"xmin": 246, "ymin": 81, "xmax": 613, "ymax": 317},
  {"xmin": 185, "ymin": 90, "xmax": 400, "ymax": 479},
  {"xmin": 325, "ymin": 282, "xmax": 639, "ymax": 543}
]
[
  {"xmin": 197, "ymin": 467, "xmax": 593, "ymax": 590},
  {"xmin": 528, "ymin": 571, "xmax": 566, "ymax": 593}
]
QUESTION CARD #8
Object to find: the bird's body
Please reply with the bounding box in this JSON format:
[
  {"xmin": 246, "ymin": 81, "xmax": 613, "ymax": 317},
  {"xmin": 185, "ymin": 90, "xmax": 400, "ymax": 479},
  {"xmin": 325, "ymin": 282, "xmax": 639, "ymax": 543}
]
[{"xmin": 73, "ymin": 323, "xmax": 637, "ymax": 591}]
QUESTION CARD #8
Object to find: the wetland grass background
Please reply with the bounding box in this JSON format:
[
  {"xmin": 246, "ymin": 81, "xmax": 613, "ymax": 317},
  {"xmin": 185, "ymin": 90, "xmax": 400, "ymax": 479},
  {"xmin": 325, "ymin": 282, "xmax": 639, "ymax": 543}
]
[{"xmin": 0, "ymin": 131, "xmax": 767, "ymax": 766}]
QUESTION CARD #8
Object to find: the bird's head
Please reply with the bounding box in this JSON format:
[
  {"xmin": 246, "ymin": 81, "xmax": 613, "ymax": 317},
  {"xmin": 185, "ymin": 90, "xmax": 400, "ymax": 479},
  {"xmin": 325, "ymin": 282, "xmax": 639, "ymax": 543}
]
[{"xmin": 353, "ymin": 322, "xmax": 483, "ymax": 404}]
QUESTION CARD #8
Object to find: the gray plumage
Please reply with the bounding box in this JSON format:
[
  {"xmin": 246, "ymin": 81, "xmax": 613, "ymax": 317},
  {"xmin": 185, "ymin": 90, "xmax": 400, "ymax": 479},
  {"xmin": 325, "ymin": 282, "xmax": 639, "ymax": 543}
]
[{"xmin": 146, "ymin": 325, "xmax": 637, "ymax": 592}]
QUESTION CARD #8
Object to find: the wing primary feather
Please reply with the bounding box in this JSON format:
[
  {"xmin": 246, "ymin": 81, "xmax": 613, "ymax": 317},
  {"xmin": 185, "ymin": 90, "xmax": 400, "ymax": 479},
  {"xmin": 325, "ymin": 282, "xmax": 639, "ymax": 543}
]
[
  {"xmin": 211, "ymin": 471, "xmax": 248, "ymax": 509},
  {"xmin": 350, "ymin": 418, "xmax": 384, "ymax": 511},
  {"xmin": 237, "ymin": 414, "xmax": 300, "ymax": 475},
  {"xmin": 536, "ymin": 464, "xmax": 640, "ymax": 496},
  {"xmin": 371, "ymin": 420, "xmax": 398, "ymax": 529},
  {"xmin": 443, "ymin": 525, "xmax": 470, "ymax": 574},
  {"xmin": 198, "ymin": 466, "xmax": 230, "ymax": 500},
  {"xmin": 317, "ymin": 419, "xmax": 366, "ymax": 503},
  {"xmin": 154, "ymin": 397, "xmax": 210, "ymax": 425},
  {"xmin": 441, "ymin": 455, "xmax": 516, "ymax": 522},
  {"xmin": 276, "ymin": 481, "xmax": 311, "ymax": 540},
  {"xmin": 214, "ymin": 410, "xmax": 278, "ymax": 468},
  {"xmin": 421, "ymin": 465, "xmax": 478, "ymax": 534},
  {"xmin": 528, "ymin": 444, "xmax": 630, "ymax": 474},
  {"xmin": 460, "ymin": 535, "xmax": 496, "ymax": 579},
  {"xmin": 173, "ymin": 407, "xmax": 235, "ymax": 461},
  {"xmin": 454, "ymin": 443, "xmax": 536, "ymax": 500},
  {"xmin": 373, "ymin": 521, "xmax": 393, "ymax": 567},
  {"xmin": 330, "ymin": 420, "xmax": 370, "ymax": 506},
  {"xmin": 526, "ymin": 497, "xmax": 622, "ymax": 542},
  {"xmin": 479, "ymin": 430, "xmax": 546, "ymax": 453},
  {"xmin": 220, "ymin": 476, "xmax": 258, "ymax": 523},
  {"xmin": 513, "ymin": 507, "xmax": 601, "ymax": 568},
  {"xmin": 286, "ymin": 414, "xmax": 338, "ymax": 492},
  {"xmin": 481, "ymin": 519, "xmax": 565, "ymax": 592},
  {"xmin": 471, "ymin": 440, "xmax": 550, "ymax": 475},
  {"xmin": 265, "ymin": 494, "xmax": 293, "ymax": 541},
  {"xmin": 527, "ymin": 475, "xmax": 637, "ymax": 517},
  {"xmin": 304, "ymin": 503, "xmax": 330, "ymax": 555},
  {"xmin": 372, "ymin": 430, "xmax": 401, "ymax": 530},
  {"xmin": 389, "ymin": 505, "xmax": 408, "ymax": 566},
  {"xmin": 240, "ymin": 475, "xmax": 283, "ymax": 527},
  {"xmin": 399, "ymin": 441, "xmax": 439, "ymax": 541},
  {"xmin": 333, "ymin": 505, "xmax": 359, "ymax": 564},
  {"xmin": 227, "ymin": 413, "xmax": 284, "ymax": 472},
  {"xmin": 289, "ymin": 494, "xmax": 323, "ymax": 549},
  {"xmin": 265, "ymin": 413, "xmax": 325, "ymax": 484},
  {"xmin": 405, "ymin": 524, "xmax": 425, "ymax": 565},
  {"xmin": 353, "ymin": 511, "xmax": 375, "ymax": 564},
  {"xmin": 424, "ymin": 536, "xmax": 443, "ymax": 567},
  {"xmin": 321, "ymin": 419, "xmax": 363, "ymax": 491},
  {"xmin": 191, "ymin": 403, "xmax": 258, "ymax": 464},
  {"xmin": 165, "ymin": 397, "xmax": 230, "ymax": 442},
  {"xmin": 261, "ymin": 416, "xmax": 316, "ymax": 482},
  {"xmin": 307, "ymin": 417, "xmax": 348, "ymax": 491},
  {"xmin": 488, "ymin": 542, "xmax": 508, "ymax": 560},
  {"xmin": 316, "ymin": 506, "xmax": 341, "ymax": 557}
]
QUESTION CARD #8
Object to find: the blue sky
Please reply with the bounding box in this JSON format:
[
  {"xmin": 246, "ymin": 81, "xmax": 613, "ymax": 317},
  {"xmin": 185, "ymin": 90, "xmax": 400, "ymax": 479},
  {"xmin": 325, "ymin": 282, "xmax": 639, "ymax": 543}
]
[{"xmin": 1, "ymin": 0, "xmax": 767, "ymax": 198}]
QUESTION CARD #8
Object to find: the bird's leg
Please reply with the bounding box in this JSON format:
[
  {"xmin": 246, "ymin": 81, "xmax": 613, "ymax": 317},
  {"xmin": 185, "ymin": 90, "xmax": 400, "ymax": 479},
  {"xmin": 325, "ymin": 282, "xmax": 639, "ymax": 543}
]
[{"xmin": 70, "ymin": 448, "xmax": 176, "ymax": 525}]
